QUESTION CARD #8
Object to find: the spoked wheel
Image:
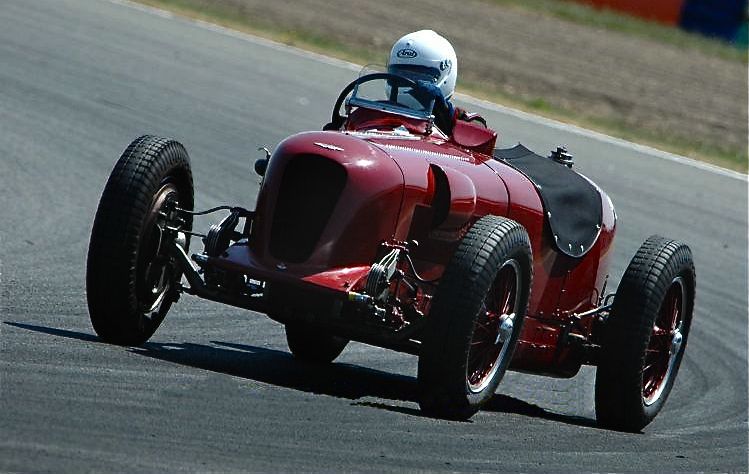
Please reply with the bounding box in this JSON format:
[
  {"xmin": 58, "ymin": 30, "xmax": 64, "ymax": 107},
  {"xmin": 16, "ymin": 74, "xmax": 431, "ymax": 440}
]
[
  {"xmin": 467, "ymin": 260, "xmax": 520, "ymax": 394},
  {"xmin": 418, "ymin": 215, "xmax": 532, "ymax": 420},
  {"xmin": 136, "ymin": 182, "xmax": 182, "ymax": 323},
  {"xmin": 595, "ymin": 235, "xmax": 695, "ymax": 432},
  {"xmin": 642, "ymin": 277, "xmax": 686, "ymax": 406},
  {"xmin": 87, "ymin": 136, "xmax": 193, "ymax": 346}
]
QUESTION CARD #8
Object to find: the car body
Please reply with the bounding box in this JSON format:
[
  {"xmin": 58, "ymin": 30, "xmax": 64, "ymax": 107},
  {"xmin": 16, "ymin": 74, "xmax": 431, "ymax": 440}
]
[{"xmin": 87, "ymin": 72, "xmax": 694, "ymax": 429}]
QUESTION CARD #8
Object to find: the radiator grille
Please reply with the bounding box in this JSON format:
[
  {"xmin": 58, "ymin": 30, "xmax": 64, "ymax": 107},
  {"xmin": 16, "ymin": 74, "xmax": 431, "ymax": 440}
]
[{"xmin": 269, "ymin": 155, "xmax": 347, "ymax": 263}]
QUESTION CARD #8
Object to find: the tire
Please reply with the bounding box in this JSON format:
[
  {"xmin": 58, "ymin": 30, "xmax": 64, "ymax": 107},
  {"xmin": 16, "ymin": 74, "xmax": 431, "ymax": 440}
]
[
  {"xmin": 595, "ymin": 235, "xmax": 695, "ymax": 432},
  {"xmin": 86, "ymin": 135, "xmax": 194, "ymax": 346},
  {"xmin": 418, "ymin": 215, "xmax": 532, "ymax": 419},
  {"xmin": 285, "ymin": 323, "xmax": 349, "ymax": 363}
]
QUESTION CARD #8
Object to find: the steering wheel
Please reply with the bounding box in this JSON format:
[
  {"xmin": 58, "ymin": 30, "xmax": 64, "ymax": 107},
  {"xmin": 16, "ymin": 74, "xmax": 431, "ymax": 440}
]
[{"xmin": 325, "ymin": 73, "xmax": 422, "ymax": 131}]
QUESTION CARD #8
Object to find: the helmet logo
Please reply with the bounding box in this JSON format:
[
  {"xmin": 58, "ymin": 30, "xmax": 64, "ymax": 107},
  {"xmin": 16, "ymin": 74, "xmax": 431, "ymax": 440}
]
[
  {"xmin": 440, "ymin": 59, "xmax": 451, "ymax": 72},
  {"xmin": 396, "ymin": 48, "xmax": 418, "ymax": 59}
]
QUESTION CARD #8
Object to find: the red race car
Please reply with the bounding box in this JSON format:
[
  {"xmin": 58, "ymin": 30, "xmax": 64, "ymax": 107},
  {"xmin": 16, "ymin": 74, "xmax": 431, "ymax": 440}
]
[{"xmin": 87, "ymin": 72, "xmax": 695, "ymax": 431}]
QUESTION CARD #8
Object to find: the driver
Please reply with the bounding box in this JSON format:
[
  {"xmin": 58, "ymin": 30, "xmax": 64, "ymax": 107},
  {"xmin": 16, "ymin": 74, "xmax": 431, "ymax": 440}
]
[{"xmin": 387, "ymin": 30, "xmax": 486, "ymax": 136}]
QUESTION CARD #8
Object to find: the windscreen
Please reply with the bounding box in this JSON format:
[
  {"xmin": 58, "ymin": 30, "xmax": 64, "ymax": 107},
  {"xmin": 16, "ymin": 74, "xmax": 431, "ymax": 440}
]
[{"xmin": 347, "ymin": 68, "xmax": 437, "ymax": 121}]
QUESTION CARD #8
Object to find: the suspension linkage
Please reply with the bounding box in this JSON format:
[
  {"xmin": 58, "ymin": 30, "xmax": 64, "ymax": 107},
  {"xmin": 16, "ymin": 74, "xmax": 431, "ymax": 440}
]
[
  {"xmin": 176, "ymin": 205, "xmax": 253, "ymax": 217},
  {"xmin": 570, "ymin": 293, "xmax": 615, "ymax": 322}
]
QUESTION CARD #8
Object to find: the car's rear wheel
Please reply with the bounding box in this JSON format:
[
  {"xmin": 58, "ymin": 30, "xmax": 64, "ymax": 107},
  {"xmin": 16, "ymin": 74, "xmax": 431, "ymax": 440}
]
[
  {"xmin": 418, "ymin": 215, "xmax": 532, "ymax": 419},
  {"xmin": 595, "ymin": 235, "xmax": 695, "ymax": 432},
  {"xmin": 285, "ymin": 323, "xmax": 349, "ymax": 363},
  {"xmin": 87, "ymin": 135, "xmax": 193, "ymax": 346}
]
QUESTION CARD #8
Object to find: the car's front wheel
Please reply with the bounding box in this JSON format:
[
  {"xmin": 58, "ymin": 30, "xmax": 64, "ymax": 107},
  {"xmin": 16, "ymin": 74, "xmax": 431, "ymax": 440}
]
[
  {"xmin": 417, "ymin": 215, "xmax": 532, "ymax": 419},
  {"xmin": 87, "ymin": 135, "xmax": 193, "ymax": 346}
]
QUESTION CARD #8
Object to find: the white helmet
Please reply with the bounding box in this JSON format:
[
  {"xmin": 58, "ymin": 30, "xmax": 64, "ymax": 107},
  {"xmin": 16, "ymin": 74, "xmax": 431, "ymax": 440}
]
[{"xmin": 388, "ymin": 30, "xmax": 458, "ymax": 100}]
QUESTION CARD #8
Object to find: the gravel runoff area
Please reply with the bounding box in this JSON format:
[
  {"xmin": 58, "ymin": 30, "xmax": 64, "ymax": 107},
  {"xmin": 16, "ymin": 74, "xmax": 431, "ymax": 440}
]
[{"xmin": 152, "ymin": 0, "xmax": 748, "ymax": 170}]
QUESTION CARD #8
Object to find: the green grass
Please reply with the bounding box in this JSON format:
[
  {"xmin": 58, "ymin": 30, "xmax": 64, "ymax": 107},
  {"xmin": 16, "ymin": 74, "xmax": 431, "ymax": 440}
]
[
  {"xmin": 133, "ymin": 0, "xmax": 747, "ymax": 172},
  {"xmin": 489, "ymin": 0, "xmax": 748, "ymax": 63}
]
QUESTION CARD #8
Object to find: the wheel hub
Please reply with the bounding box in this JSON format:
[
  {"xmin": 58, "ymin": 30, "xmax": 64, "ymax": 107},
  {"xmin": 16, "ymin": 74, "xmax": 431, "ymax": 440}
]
[
  {"xmin": 670, "ymin": 329, "xmax": 683, "ymax": 355},
  {"xmin": 495, "ymin": 313, "xmax": 515, "ymax": 345}
]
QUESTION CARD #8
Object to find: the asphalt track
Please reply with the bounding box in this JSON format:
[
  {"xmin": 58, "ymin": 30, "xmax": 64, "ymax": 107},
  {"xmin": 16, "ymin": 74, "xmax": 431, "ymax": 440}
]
[{"xmin": 0, "ymin": 0, "xmax": 747, "ymax": 472}]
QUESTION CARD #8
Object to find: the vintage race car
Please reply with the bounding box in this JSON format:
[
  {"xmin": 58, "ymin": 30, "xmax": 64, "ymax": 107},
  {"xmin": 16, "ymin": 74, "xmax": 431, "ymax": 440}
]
[{"xmin": 87, "ymin": 72, "xmax": 696, "ymax": 430}]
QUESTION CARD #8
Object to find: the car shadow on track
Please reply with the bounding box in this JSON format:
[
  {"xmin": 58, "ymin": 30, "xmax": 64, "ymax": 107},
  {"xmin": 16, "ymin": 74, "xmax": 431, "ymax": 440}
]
[
  {"xmin": 142, "ymin": 339, "xmax": 421, "ymax": 405},
  {"xmin": 5, "ymin": 321, "xmax": 599, "ymax": 428}
]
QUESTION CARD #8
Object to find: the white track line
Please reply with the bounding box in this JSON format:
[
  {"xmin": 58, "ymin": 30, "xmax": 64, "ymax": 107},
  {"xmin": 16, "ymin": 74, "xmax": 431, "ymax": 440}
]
[{"xmin": 108, "ymin": 0, "xmax": 748, "ymax": 182}]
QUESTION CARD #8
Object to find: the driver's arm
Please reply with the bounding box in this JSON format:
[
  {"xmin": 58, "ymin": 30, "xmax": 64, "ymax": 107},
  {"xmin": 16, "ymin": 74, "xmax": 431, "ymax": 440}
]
[{"xmin": 411, "ymin": 81, "xmax": 454, "ymax": 135}]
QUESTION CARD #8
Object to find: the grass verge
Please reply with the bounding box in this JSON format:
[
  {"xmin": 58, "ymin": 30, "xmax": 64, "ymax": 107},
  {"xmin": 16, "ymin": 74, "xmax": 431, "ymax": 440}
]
[{"xmin": 133, "ymin": 0, "xmax": 747, "ymax": 172}]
